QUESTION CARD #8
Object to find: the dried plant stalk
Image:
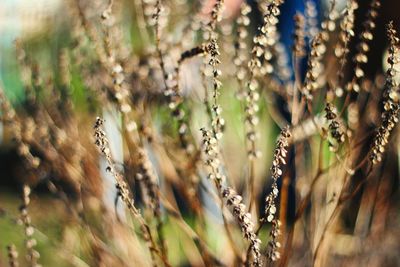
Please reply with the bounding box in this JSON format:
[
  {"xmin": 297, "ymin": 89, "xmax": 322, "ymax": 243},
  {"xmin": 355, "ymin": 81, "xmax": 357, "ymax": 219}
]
[
  {"xmin": 245, "ymin": 0, "xmax": 285, "ymax": 211},
  {"xmin": 264, "ymin": 127, "xmax": 290, "ymax": 262},
  {"xmin": 233, "ymin": 2, "xmax": 251, "ymax": 98},
  {"xmin": 200, "ymin": 128, "xmax": 262, "ymax": 266},
  {"xmin": 325, "ymin": 102, "xmax": 345, "ymax": 151},
  {"xmin": 93, "ymin": 117, "xmax": 169, "ymax": 267},
  {"xmin": 302, "ymin": 33, "xmax": 326, "ymax": 100},
  {"xmin": 20, "ymin": 185, "xmax": 41, "ymax": 267},
  {"xmin": 346, "ymin": 0, "xmax": 381, "ymax": 93},
  {"xmin": 369, "ymin": 22, "xmax": 400, "ymax": 165},
  {"xmin": 335, "ymin": 0, "xmax": 358, "ymax": 81}
]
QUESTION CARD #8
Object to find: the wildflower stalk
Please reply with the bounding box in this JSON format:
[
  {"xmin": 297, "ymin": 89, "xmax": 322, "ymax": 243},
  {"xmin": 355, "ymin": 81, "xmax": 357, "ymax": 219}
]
[
  {"xmin": 335, "ymin": 0, "xmax": 358, "ymax": 83},
  {"xmin": 200, "ymin": 128, "xmax": 262, "ymax": 266},
  {"xmin": 313, "ymin": 23, "xmax": 400, "ymax": 267},
  {"xmin": 245, "ymin": 0, "xmax": 285, "ymax": 212},
  {"xmin": 338, "ymin": 0, "xmax": 381, "ymax": 118},
  {"xmin": 203, "ymin": 0, "xmax": 225, "ymax": 138},
  {"xmin": 94, "ymin": 117, "xmax": 170, "ymax": 267},
  {"xmin": 233, "ymin": 2, "xmax": 251, "ymax": 99},
  {"xmin": 369, "ymin": 22, "xmax": 400, "ymax": 165},
  {"xmin": 264, "ymin": 127, "xmax": 290, "ymax": 262},
  {"xmin": 20, "ymin": 185, "xmax": 41, "ymax": 267},
  {"xmin": 313, "ymin": 0, "xmax": 338, "ymax": 93},
  {"xmin": 346, "ymin": 0, "xmax": 381, "ymax": 93},
  {"xmin": 301, "ymin": 33, "xmax": 325, "ymax": 102},
  {"xmin": 325, "ymin": 102, "xmax": 345, "ymax": 151}
]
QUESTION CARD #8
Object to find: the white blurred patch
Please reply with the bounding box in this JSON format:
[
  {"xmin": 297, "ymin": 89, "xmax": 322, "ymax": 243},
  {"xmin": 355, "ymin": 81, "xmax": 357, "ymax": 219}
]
[
  {"xmin": 0, "ymin": 0, "xmax": 63, "ymax": 43},
  {"xmin": 323, "ymin": 0, "xmax": 347, "ymax": 11},
  {"xmin": 179, "ymin": 57, "xmax": 205, "ymax": 101}
]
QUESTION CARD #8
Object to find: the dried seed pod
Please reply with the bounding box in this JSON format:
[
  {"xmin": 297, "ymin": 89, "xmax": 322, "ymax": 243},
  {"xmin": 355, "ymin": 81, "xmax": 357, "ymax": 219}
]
[
  {"xmin": 243, "ymin": 0, "xmax": 285, "ymax": 160},
  {"xmin": 205, "ymin": 38, "xmax": 225, "ymax": 139},
  {"xmin": 257, "ymin": 0, "xmax": 284, "ymax": 76},
  {"xmin": 325, "ymin": 102, "xmax": 345, "ymax": 150},
  {"xmin": 222, "ymin": 187, "xmax": 261, "ymax": 266},
  {"xmin": 267, "ymin": 219, "xmax": 282, "ymax": 261},
  {"xmin": 20, "ymin": 185, "xmax": 41, "ymax": 267},
  {"xmin": 200, "ymin": 128, "xmax": 226, "ymax": 183},
  {"xmin": 202, "ymin": 0, "xmax": 225, "ymax": 140},
  {"xmin": 335, "ymin": 0, "xmax": 358, "ymax": 79},
  {"xmin": 370, "ymin": 22, "xmax": 400, "ymax": 165},
  {"xmin": 201, "ymin": 127, "xmax": 262, "ymax": 266},
  {"xmin": 302, "ymin": 33, "xmax": 325, "ymax": 100},
  {"xmin": 264, "ymin": 127, "xmax": 290, "ymax": 262},
  {"xmin": 346, "ymin": 0, "xmax": 381, "ymax": 92},
  {"xmin": 382, "ymin": 22, "xmax": 400, "ymax": 110}
]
